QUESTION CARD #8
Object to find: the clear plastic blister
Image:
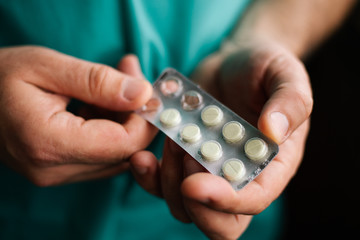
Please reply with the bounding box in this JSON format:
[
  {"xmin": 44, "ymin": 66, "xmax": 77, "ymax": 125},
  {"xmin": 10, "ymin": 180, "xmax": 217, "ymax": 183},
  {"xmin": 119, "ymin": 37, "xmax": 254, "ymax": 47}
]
[{"xmin": 137, "ymin": 68, "xmax": 279, "ymax": 190}]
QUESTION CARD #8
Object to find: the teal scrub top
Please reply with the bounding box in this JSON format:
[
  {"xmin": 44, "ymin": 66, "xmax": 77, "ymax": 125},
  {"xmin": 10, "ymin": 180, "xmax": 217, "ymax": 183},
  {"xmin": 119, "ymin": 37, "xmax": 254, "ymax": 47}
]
[{"xmin": 0, "ymin": 1, "xmax": 284, "ymax": 239}]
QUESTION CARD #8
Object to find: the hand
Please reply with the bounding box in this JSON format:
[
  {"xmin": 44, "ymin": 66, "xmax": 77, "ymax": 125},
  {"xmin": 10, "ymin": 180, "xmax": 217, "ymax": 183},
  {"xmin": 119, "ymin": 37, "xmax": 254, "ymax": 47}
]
[
  {"xmin": 130, "ymin": 39, "xmax": 313, "ymax": 239},
  {"xmin": 0, "ymin": 46, "xmax": 157, "ymax": 186}
]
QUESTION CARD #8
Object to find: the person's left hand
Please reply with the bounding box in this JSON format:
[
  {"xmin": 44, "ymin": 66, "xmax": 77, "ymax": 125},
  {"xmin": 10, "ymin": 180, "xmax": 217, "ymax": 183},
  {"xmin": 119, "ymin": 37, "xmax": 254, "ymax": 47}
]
[{"xmin": 130, "ymin": 39, "xmax": 313, "ymax": 239}]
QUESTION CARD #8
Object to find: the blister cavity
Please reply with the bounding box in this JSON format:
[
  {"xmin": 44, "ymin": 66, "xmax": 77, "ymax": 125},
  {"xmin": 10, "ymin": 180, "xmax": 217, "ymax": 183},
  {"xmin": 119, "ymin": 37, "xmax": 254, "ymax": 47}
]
[{"xmin": 137, "ymin": 68, "xmax": 279, "ymax": 190}]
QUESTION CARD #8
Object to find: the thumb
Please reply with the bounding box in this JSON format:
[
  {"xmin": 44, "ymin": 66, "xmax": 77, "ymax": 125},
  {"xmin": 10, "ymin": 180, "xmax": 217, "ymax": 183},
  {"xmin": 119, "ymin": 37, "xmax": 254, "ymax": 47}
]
[
  {"xmin": 258, "ymin": 55, "xmax": 313, "ymax": 143},
  {"xmin": 26, "ymin": 47, "xmax": 152, "ymax": 111}
]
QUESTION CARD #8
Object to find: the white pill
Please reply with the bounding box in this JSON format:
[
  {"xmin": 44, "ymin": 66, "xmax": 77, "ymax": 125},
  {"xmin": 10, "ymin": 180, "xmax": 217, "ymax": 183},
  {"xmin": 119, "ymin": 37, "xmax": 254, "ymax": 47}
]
[
  {"xmin": 180, "ymin": 124, "xmax": 201, "ymax": 143},
  {"xmin": 222, "ymin": 159, "xmax": 246, "ymax": 181},
  {"xmin": 222, "ymin": 121, "xmax": 245, "ymax": 143},
  {"xmin": 201, "ymin": 105, "xmax": 223, "ymax": 127},
  {"xmin": 159, "ymin": 108, "xmax": 181, "ymax": 127},
  {"xmin": 244, "ymin": 138, "xmax": 268, "ymax": 161},
  {"xmin": 200, "ymin": 140, "xmax": 222, "ymax": 162}
]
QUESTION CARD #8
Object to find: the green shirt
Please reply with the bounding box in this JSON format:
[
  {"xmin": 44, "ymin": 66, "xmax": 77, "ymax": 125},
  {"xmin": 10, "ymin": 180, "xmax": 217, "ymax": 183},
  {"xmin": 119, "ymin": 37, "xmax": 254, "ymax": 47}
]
[{"xmin": 0, "ymin": 1, "xmax": 283, "ymax": 239}]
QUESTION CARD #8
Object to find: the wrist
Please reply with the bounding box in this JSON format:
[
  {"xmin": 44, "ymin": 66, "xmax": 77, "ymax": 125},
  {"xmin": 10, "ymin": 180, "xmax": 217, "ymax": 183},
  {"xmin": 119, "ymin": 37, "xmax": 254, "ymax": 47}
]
[
  {"xmin": 220, "ymin": 31, "xmax": 301, "ymax": 60},
  {"xmin": 222, "ymin": 0, "xmax": 355, "ymax": 59}
]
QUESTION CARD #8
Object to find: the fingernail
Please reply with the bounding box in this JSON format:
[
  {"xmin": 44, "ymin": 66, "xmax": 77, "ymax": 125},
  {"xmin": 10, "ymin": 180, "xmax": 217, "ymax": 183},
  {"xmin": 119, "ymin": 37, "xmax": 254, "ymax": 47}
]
[
  {"xmin": 269, "ymin": 112, "xmax": 289, "ymax": 143},
  {"xmin": 122, "ymin": 78, "xmax": 147, "ymax": 101},
  {"xmin": 132, "ymin": 165, "xmax": 148, "ymax": 175}
]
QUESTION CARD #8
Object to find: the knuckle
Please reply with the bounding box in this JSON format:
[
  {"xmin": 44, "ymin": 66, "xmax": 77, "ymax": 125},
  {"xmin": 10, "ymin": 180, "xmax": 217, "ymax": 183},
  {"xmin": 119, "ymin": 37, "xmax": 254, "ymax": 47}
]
[
  {"xmin": 126, "ymin": 142, "xmax": 142, "ymax": 157},
  {"xmin": 28, "ymin": 173, "xmax": 59, "ymax": 187},
  {"xmin": 251, "ymin": 201, "xmax": 270, "ymax": 215},
  {"xmin": 26, "ymin": 149, "xmax": 46, "ymax": 167},
  {"xmin": 100, "ymin": 128, "xmax": 134, "ymax": 161},
  {"xmin": 122, "ymin": 141, "xmax": 145, "ymax": 159},
  {"xmin": 29, "ymin": 156, "xmax": 50, "ymax": 168},
  {"xmin": 28, "ymin": 175, "xmax": 49, "ymax": 187},
  {"xmin": 295, "ymin": 90, "xmax": 314, "ymax": 118},
  {"xmin": 216, "ymin": 232, "xmax": 240, "ymax": 240},
  {"xmin": 5, "ymin": 137, "xmax": 55, "ymax": 169},
  {"xmin": 118, "ymin": 141, "xmax": 137, "ymax": 159},
  {"xmin": 24, "ymin": 156, "xmax": 63, "ymax": 187},
  {"xmin": 303, "ymin": 93, "xmax": 314, "ymax": 117},
  {"xmin": 294, "ymin": 61, "xmax": 314, "ymax": 118},
  {"xmin": 251, "ymin": 207, "xmax": 264, "ymax": 215},
  {"xmin": 25, "ymin": 145, "xmax": 57, "ymax": 168},
  {"xmin": 169, "ymin": 208, "xmax": 192, "ymax": 223},
  {"xmin": 87, "ymin": 64, "xmax": 112, "ymax": 99}
]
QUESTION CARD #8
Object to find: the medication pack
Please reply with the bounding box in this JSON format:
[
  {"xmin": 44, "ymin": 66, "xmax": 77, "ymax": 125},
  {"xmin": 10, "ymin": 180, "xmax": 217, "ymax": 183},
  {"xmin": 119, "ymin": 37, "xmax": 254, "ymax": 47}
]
[{"xmin": 137, "ymin": 68, "xmax": 279, "ymax": 190}]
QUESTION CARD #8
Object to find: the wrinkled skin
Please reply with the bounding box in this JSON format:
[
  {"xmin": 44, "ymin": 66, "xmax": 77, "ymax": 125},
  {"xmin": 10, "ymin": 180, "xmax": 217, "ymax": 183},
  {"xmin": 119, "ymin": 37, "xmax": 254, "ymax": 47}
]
[
  {"xmin": 0, "ymin": 46, "xmax": 157, "ymax": 186},
  {"xmin": 130, "ymin": 40, "xmax": 313, "ymax": 240}
]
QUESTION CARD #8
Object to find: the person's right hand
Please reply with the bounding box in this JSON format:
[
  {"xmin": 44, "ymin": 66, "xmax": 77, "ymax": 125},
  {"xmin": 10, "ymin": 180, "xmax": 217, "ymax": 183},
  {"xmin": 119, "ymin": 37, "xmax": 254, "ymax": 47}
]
[
  {"xmin": 0, "ymin": 46, "xmax": 157, "ymax": 186},
  {"xmin": 130, "ymin": 39, "xmax": 313, "ymax": 239}
]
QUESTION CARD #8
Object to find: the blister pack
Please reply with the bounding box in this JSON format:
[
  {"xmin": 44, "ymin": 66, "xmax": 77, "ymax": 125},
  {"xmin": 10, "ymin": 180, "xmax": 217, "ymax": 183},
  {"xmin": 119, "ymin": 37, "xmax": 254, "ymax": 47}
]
[{"xmin": 137, "ymin": 68, "xmax": 279, "ymax": 190}]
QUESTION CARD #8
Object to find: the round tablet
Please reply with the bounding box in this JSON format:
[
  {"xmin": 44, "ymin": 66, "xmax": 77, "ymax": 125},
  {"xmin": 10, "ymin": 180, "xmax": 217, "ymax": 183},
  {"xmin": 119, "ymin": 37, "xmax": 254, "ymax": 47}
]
[
  {"xmin": 200, "ymin": 140, "xmax": 222, "ymax": 162},
  {"xmin": 244, "ymin": 138, "xmax": 268, "ymax": 161},
  {"xmin": 159, "ymin": 108, "xmax": 181, "ymax": 127},
  {"xmin": 181, "ymin": 90, "xmax": 203, "ymax": 111},
  {"xmin": 201, "ymin": 105, "xmax": 223, "ymax": 126},
  {"xmin": 160, "ymin": 78, "xmax": 182, "ymax": 97},
  {"xmin": 222, "ymin": 159, "xmax": 246, "ymax": 181},
  {"xmin": 222, "ymin": 121, "xmax": 245, "ymax": 143},
  {"xmin": 180, "ymin": 124, "xmax": 201, "ymax": 143}
]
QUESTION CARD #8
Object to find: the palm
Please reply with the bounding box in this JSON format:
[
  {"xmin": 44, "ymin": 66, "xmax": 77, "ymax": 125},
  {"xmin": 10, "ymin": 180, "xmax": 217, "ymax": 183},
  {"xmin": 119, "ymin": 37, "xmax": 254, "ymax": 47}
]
[
  {"xmin": 130, "ymin": 40, "xmax": 313, "ymax": 240},
  {"xmin": 192, "ymin": 40, "xmax": 311, "ymax": 197}
]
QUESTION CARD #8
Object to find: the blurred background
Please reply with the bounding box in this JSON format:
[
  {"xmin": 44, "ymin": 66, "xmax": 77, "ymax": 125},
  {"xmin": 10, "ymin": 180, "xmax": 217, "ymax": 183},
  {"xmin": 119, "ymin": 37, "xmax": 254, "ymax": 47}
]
[{"xmin": 283, "ymin": 2, "xmax": 360, "ymax": 239}]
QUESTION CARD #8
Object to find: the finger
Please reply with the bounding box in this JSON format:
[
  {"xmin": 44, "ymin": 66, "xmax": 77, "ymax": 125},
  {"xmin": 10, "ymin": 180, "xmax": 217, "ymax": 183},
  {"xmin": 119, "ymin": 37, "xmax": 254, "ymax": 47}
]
[
  {"xmin": 130, "ymin": 151, "xmax": 162, "ymax": 197},
  {"xmin": 182, "ymin": 120, "xmax": 309, "ymax": 215},
  {"xmin": 5, "ymin": 65, "xmax": 158, "ymax": 167},
  {"xmin": 22, "ymin": 47, "xmax": 152, "ymax": 111},
  {"xmin": 184, "ymin": 198, "xmax": 252, "ymax": 240},
  {"xmin": 10, "ymin": 83, "xmax": 156, "ymax": 163},
  {"xmin": 27, "ymin": 161, "xmax": 130, "ymax": 187},
  {"xmin": 182, "ymin": 156, "xmax": 253, "ymax": 240},
  {"xmin": 117, "ymin": 54, "xmax": 145, "ymax": 79},
  {"xmin": 64, "ymin": 162, "xmax": 130, "ymax": 184},
  {"xmin": 182, "ymin": 172, "xmax": 269, "ymax": 215},
  {"xmin": 258, "ymin": 54, "xmax": 313, "ymax": 143},
  {"xmin": 161, "ymin": 138, "xmax": 191, "ymax": 222},
  {"xmin": 183, "ymin": 154, "xmax": 207, "ymax": 176},
  {"xmin": 48, "ymin": 111, "xmax": 158, "ymax": 164}
]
